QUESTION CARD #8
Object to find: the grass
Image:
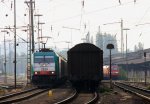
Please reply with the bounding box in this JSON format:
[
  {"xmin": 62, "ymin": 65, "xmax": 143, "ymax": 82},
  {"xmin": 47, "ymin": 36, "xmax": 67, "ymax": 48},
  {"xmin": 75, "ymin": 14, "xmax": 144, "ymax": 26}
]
[{"xmin": 98, "ymin": 86, "xmax": 113, "ymax": 93}]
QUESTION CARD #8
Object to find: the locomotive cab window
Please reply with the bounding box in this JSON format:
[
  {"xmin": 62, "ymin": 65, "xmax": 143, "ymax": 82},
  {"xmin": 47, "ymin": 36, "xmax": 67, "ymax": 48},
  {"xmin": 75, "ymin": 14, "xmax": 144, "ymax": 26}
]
[
  {"xmin": 34, "ymin": 55, "xmax": 55, "ymax": 71},
  {"xmin": 34, "ymin": 56, "xmax": 54, "ymax": 63}
]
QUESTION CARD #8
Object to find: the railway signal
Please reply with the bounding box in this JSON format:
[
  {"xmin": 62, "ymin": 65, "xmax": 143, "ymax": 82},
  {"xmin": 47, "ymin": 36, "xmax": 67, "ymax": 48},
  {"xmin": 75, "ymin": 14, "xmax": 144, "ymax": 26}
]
[
  {"xmin": 144, "ymin": 52, "xmax": 147, "ymax": 85},
  {"xmin": 107, "ymin": 44, "xmax": 114, "ymax": 89}
]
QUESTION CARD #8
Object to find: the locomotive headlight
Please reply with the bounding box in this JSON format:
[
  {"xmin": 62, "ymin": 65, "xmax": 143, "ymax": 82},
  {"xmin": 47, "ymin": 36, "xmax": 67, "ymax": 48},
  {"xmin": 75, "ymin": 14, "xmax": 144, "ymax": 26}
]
[
  {"xmin": 35, "ymin": 71, "xmax": 38, "ymax": 75},
  {"xmin": 52, "ymin": 71, "xmax": 54, "ymax": 74}
]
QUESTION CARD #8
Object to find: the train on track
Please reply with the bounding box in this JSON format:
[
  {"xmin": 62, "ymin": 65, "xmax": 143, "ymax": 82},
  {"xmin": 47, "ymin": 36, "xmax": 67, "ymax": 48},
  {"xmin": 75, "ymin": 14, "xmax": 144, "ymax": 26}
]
[
  {"xmin": 103, "ymin": 65, "xmax": 119, "ymax": 80},
  {"xmin": 67, "ymin": 43, "xmax": 103, "ymax": 91},
  {"xmin": 32, "ymin": 48, "xmax": 68, "ymax": 87}
]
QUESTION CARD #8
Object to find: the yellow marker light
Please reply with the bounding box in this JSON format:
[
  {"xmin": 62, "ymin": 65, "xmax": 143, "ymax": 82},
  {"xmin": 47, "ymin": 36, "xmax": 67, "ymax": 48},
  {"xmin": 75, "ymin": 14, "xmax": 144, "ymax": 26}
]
[{"xmin": 48, "ymin": 90, "xmax": 53, "ymax": 96}]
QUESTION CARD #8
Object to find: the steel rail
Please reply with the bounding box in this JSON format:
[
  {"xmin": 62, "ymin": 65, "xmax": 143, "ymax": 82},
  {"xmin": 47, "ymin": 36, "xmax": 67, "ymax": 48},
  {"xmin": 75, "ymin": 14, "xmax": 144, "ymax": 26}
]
[
  {"xmin": 54, "ymin": 88, "xmax": 77, "ymax": 104},
  {"xmin": 114, "ymin": 82, "xmax": 150, "ymax": 101},
  {"xmin": 0, "ymin": 87, "xmax": 38, "ymax": 100},
  {"xmin": 0, "ymin": 88, "xmax": 48, "ymax": 104},
  {"xmin": 86, "ymin": 92, "xmax": 99, "ymax": 104},
  {"xmin": 117, "ymin": 82, "xmax": 150, "ymax": 93}
]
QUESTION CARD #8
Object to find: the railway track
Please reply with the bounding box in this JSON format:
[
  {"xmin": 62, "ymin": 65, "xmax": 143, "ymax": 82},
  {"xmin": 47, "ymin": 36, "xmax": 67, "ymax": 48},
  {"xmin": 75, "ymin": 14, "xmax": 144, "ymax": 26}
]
[
  {"xmin": 114, "ymin": 82, "xmax": 150, "ymax": 102},
  {"xmin": 0, "ymin": 87, "xmax": 49, "ymax": 104},
  {"xmin": 55, "ymin": 89, "xmax": 98, "ymax": 104}
]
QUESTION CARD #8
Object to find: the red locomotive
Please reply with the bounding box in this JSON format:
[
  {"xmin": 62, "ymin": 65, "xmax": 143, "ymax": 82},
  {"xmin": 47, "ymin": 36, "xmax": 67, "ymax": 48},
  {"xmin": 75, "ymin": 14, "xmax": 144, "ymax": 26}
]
[{"xmin": 103, "ymin": 65, "xmax": 119, "ymax": 80}]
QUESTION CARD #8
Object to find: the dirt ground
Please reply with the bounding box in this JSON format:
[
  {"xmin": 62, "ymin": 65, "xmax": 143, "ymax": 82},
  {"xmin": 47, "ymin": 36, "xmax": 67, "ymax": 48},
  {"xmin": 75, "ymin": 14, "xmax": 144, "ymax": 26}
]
[
  {"xmin": 17, "ymin": 87, "xmax": 73, "ymax": 104},
  {"xmin": 97, "ymin": 82, "xmax": 149, "ymax": 104},
  {"xmin": 0, "ymin": 81, "xmax": 149, "ymax": 104}
]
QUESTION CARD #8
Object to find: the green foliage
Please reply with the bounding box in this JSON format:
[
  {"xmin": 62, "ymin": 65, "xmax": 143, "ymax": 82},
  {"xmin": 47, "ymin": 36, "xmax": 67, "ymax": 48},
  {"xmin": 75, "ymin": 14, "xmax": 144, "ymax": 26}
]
[
  {"xmin": 118, "ymin": 66, "xmax": 127, "ymax": 80},
  {"xmin": 147, "ymin": 86, "xmax": 150, "ymax": 90},
  {"xmin": 98, "ymin": 86, "xmax": 112, "ymax": 93}
]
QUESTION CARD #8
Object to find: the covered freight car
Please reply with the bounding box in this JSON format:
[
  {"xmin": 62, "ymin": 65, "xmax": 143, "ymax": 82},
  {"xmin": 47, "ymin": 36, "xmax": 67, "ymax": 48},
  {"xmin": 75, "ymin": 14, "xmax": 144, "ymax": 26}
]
[{"xmin": 67, "ymin": 43, "xmax": 103, "ymax": 91}]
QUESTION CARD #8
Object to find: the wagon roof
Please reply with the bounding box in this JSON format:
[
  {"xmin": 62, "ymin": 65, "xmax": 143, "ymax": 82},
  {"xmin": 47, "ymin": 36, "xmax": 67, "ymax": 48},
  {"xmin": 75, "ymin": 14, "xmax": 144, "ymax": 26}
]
[{"xmin": 68, "ymin": 43, "xmax": 102, "ymax": 52}]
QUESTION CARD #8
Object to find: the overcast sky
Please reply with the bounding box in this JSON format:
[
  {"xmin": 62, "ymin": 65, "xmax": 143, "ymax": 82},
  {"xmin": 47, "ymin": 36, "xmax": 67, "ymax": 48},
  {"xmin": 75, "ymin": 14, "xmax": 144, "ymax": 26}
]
[{"xmin": 0, "ymin": 0, "xmax": 150, "ymax": 53}]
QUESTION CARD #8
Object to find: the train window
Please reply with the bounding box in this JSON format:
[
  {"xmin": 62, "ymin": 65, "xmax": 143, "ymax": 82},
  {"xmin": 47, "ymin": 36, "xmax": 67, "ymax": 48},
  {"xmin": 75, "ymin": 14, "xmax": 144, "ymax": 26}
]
[
  {"xmin": 34, "ymin": 56, "xmax": 54, "ymax": 63},
  {"xmin": 42, "ymin": 68, "xmax": 48, "ymax": 71},
  {"xmin": 113, "ymin": 68, "xmax": 118, "ymax": 70}
]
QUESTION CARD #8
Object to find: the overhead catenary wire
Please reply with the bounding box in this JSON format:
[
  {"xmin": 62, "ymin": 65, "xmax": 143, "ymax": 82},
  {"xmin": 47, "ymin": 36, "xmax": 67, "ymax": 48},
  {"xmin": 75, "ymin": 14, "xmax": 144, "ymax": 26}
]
[
  {"xmin": 119, "ymin": 0, "xmax": 137, "ymax": 4},
  {"xmin": 0, "ymin": 0, "xmax": 146, "ymax": 29},
  {"xmin": 1, "ymin": 0, "xmax": 150, "ymax": 51},
  {"xmin": 0, "ymin": 0, "xmax": 146, "ymax": 27},
  {"xmin": 136, "ymin": 5, "xmax": 150, "ymax": 25},
  {"xmin": 1, "ymin": 1, "xmax": 29, "ymax": 25},
  {"xmin": 48, "ymin": 0, "xmax": 141, "ymax": 24}
]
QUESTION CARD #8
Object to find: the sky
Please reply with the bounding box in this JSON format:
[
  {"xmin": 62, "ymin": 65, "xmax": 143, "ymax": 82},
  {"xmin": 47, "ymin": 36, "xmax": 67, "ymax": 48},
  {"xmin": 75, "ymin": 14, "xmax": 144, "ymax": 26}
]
[{"xmin": 0, "ymin": 0, "xmax": 150, "ymax": 54}]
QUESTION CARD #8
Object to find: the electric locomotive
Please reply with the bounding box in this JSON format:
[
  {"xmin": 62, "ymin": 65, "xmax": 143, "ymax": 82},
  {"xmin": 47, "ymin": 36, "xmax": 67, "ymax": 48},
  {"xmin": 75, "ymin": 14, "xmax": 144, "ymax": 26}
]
[
  {"xmin": 32, "ymin": 48, "xmax": 67, "ymax": 87},
  {"xmin": 103, "ymin": 65, "xmax": 119, "ymax": 80}
]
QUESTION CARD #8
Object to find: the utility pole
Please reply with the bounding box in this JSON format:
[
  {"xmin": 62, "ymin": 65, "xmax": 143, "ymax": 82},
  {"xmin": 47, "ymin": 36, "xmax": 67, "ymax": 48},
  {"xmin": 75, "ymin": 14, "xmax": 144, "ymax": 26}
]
[
  {"xmin": 62, "ymin": 26, "xmax": 80, "ymax": 47},
  {"xmin": 25, "ymin": 0, "xmax": 35, "ymax": 84},
  {"xmin": 121, "ymin": 19, "xmax": 124, "ymax": 57},
  {"xmin": 8, "ymin": 40, "xmax": 12, "ymax": 75},
  {"xmin": 98, "ymin": 26, "xmax": 103, "ymax": 50},
  {"xmin": 4, "ymin": 32, "xmax": 7, "ymax": 84},
  {"xmin": 13, "ymin": 0, "xmax": 17, "ymax": 89},
  {"xmin": 123, "ymin": 28, "xmax": 130, "ymax": 80},
  {"xmin": 34, "ymin": 14, "xmax": 43, "ymax": 50},
  {"xmin": 103, "ymin": 19, "xmax": 124, "ymax": 57},
  {"xmin": 39, "ymin": 22, "xmax": 45, "ymax": 45},
  {"xmin": 25, "ymin": 0, "xmax": 35, "ymax": 52},
  {"xmin": 144, "ymin": 52, "xmax": 147, "ymax": 85},
  {"xmin": 30, "ymin": 0, "xmax": 34, "ymax": 53},
  {"xmin": 1, "ymin": 30, "xmax": 9, "ymax": 84},
  {"xmin": 65, "ymin": 41, "xmax": 71, "ymax": 50},
  {"xmin": 22, "ymin": 26, "xmax": 29, "ymax": 82}
]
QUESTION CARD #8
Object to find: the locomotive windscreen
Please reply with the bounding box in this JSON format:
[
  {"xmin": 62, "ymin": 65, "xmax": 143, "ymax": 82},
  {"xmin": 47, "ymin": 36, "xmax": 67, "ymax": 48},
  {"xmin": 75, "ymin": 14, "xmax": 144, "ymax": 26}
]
[
  {"xmin": 34, "ymin": 56, "xmax": 54, "ymax": 63},
  {"xmin": 34, "ymin": 56, "xmax": 55, "ymax": 71}
]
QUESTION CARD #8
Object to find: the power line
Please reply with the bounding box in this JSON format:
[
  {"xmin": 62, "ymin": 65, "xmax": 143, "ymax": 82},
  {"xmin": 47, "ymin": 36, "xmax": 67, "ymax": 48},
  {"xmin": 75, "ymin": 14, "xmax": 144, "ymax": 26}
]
[
  {"xmin": 136, "ymin": 6, "xmax": 150, "ymax": 25},
  {"xmin": 119, "ymin": 0, "xmax": 137, "ymax": 4},
  {"xmin": 49, "ymin": 1, "xmax": 136, "ymax": 24},
  {"xmin": 0, "ymin": 1, "xmax": 29, "ymax": 26}
]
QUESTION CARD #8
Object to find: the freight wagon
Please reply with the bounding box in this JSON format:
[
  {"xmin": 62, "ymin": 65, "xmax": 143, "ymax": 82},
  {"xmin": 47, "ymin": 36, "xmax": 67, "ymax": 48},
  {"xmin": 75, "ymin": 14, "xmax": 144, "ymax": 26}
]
[{"xmin": 67, "ymin": 43, "xmax": 103, "ymax": 91}]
